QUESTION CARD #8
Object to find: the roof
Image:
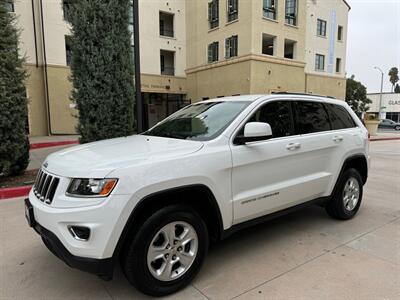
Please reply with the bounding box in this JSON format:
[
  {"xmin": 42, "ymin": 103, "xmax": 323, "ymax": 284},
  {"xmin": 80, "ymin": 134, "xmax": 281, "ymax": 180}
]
[
  {"xmin": 201, "ymin": 94, "xmax": 345, "ymax": 105},
  {"xmin": 342, "ymin": 0, "xmax": 351, "ymax": 10},
  {"xmin": 202, "ymin": 95, "xmax": 265, "ymax": 103}
]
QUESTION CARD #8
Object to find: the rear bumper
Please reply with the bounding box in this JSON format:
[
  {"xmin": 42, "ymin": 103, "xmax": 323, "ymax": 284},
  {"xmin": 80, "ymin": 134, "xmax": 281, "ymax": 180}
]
[{"xmin": 33, "ymin": 220, "xmax": 114, "ymax": 280}]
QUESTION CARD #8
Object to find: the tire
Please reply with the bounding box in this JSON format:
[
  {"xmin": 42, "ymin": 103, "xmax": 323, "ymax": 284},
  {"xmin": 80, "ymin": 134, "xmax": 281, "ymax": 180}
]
[
  {"xmin": 326, "ymin": 168, "xmax": 363, "ymax": 220},
  {"xmin": 395, "ymin": 126, "xmax": 400, "ymax": 131},
  {"xmin": 121, "ymin": 205, "xmax": 209, "ymax": 297}
]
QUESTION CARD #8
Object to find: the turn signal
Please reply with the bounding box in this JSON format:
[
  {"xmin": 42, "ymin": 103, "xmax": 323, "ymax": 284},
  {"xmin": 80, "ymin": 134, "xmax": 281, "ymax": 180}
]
[{"xmin": 100, "ymin": 179, "xmax": 118, "ymax": 196}]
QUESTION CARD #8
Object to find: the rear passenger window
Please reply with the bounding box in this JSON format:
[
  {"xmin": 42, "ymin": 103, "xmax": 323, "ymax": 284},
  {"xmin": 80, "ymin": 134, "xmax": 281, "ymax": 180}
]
[
  {"xmin": 326, "ymin": 104, "xmax": 357, "ymax": 129},
  {"xmin": 295, "ymin": 101, "xmax": 330, "ymax": 134},
  {"xmin": 243, "ymin": 101, "xmax": 294, "ymax": 138}
]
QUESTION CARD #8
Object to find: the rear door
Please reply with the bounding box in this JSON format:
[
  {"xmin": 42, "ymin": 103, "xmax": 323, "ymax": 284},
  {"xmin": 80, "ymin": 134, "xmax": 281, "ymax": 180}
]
[
  {"xmin": 324, "ymin": 103, "xmax": 361, "ymax": 192},
  {"xmin": 290, "ymin": 100, "xmax": 339, "ymax": 199}
]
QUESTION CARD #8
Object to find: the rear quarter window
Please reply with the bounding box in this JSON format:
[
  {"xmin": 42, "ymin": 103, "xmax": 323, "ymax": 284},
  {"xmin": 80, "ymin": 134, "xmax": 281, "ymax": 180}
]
[{"xmin": 326, "ymin": 104, "xmax": 357, "ymax": 130}]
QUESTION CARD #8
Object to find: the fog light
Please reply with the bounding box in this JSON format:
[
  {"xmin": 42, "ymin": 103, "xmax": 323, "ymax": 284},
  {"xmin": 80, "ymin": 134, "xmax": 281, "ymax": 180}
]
[{"xmin": 68, "ymin": 226, "xmax": 90, "ymax": 241}]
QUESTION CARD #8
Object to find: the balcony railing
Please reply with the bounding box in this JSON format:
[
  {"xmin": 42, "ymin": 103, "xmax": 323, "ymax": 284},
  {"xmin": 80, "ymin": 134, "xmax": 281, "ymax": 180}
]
[
  {"xmin": 263, "ymin": 8, "xmax": 276, "ymax": 20},
  {"xmin": 161, "ymin": 67, "xmax": 175, "ymax": 76},
  {"xmin": 160, "ymin": 29, "xmax": 174, "ymax": 38}
]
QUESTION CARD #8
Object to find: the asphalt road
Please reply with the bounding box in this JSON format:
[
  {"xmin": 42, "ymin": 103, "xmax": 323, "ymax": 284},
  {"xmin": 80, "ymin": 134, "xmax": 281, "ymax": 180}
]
[{"xmin": 1, "ymin": 140, "xmax": 399, "ymax": 299}]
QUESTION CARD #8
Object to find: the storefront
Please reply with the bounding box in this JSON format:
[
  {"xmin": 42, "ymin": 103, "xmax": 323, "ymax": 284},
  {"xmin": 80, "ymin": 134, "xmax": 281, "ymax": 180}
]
[
  {"xmin": 140, "ymin": 73, "xmax": 189, "ymax": 129},
  {"xmin": 367, "ymin": 92, "xmax": 400, "ymax": 122},
  {"xmin": 142, "ymin": 93, "xmax": 189, "ymax": 129}
]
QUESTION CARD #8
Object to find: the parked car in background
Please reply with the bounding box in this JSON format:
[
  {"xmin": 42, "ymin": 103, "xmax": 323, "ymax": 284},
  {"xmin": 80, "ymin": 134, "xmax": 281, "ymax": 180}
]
[
  {"xmin": 25, "ymin": 94, "xmax": 369, "ymax": 297},
  {"xmin": 378, "ymin": 119, "xmax": 400, "ymax": 130}
]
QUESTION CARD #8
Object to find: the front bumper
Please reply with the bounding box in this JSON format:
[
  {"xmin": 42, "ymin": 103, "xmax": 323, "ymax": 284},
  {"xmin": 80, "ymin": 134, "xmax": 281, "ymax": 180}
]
[
  {"xmin": 34, "ymin": 218, "xmax": 114, "ymax": 279},
  {"xmin": 25, "ymin": 197, "xmax": 115, "ymax": 279},
  {"xmin": 27, "ymin": 187, "xmax": 132, "ymax": 259}
]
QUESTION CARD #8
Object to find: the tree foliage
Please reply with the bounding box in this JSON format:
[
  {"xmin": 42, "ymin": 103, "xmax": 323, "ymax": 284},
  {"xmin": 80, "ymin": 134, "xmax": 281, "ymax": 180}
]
[
  {"xmin": 68, "ymin": 0, "xmax": 135, "ymax": 143},
  {"xmin": 345, "ymin": 75, "xmax": 372, "ymax": 113},
  {"xmin": 0, "ymin": 0, "xmax": 29, "ymax": 176},
  {"xmin": 388, "ymin": 67, "xmax": 399, "ymax": 92}
]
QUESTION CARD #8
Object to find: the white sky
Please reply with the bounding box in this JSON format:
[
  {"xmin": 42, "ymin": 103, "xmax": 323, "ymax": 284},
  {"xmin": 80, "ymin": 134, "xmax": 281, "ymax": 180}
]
[{"xmin": 346, "ymin": 0, "xmax": 400, "ymax": 93}]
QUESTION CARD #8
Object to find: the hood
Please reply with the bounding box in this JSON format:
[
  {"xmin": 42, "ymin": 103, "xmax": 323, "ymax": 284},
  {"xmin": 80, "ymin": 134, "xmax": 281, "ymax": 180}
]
[{"xmin": 43, "ymin": 135, "xmax": 204, "ymax": 178}]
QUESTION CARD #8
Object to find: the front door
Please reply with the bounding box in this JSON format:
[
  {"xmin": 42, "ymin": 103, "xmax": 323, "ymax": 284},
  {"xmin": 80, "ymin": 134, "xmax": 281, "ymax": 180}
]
[{"xmin": 231, "ymin": 101, "xmax": 302, "ymax": 223}]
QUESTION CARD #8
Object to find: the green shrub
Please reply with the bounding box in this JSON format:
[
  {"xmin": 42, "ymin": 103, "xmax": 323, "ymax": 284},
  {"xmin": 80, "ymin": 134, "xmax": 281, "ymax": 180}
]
[
  {"xmin": 0, "ymin": 1, "xmax": 29, "ymax": 176},
  {"xmin": 68, "ymin": 0, "xmax": 136, "ymax": 143}
]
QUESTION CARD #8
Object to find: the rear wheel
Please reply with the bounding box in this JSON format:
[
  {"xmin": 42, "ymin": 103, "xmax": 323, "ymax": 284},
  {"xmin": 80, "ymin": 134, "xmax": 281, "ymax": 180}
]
[
  {"xmin": 121, "ymin": 205, "xmax": 209, "ymax": 297},
  {"xmin": 326, "ymin": 168, "xmax": 363, "ymax": 220}
]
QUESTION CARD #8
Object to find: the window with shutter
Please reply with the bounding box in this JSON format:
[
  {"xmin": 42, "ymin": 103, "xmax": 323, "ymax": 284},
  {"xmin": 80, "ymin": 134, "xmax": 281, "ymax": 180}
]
[
  {"xmin": 227, "ymin": 0, "xmax": 238, "ymax": 22},
  {"xmin": 263, "ymin": 0, "xmax": 277, "ymax": 20},
  {"xmin": 208, "ymin": 0, "xmax": 219, "ymax": 29},
  {"xmin": 208, "ymin": 42, "xmax": 219, "ymax": 63},
  {"xmin": 225, "ymin": 36, "xmax": 238, "ymax": 59}
]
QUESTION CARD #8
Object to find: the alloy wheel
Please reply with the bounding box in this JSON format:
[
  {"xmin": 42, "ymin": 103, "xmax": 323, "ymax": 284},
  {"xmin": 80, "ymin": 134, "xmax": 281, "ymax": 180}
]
[
  {"xmin": 147, "ymin": 221, "xmax": 198, "ymax": 281},
  {"xmin": 343, "ymin": 177, "xmax": 360, "ymax": 211}
]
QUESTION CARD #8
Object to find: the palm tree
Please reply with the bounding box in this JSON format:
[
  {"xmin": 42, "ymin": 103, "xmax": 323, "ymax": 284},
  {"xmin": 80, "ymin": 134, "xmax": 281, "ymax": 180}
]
[{"xmin": 388, "ymin": 67, "xmax": 399, "ymax": 92}]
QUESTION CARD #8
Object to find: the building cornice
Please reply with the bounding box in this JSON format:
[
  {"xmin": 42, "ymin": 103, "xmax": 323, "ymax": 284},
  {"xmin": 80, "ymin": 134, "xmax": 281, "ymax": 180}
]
[
  {"xmin": 186, "ymin": 54, "xmax": 306, "ymax": 75},
  {"xmin": 141, "ymin": 73, "xmax": 187, "ymax": 80},
  {"xmin": 342, "ymin": 0, "xmax": 351, "ymax": 10},
  {"xmin": 305, "ymin": 72, "xmax": 346, "ymax": 80}
]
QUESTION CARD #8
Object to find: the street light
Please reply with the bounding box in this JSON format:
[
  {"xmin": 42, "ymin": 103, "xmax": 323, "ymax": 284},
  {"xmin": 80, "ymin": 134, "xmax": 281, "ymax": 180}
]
[{"xmin": 374, "ymin": 66, "xmax": 384, "ymax": 120}]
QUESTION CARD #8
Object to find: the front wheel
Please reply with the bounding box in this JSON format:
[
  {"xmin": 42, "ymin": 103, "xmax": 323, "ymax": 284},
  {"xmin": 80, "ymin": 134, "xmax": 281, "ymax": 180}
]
[
  {"xmin": 395, "ymin": 125, "xmax": 400, "ymax": 131},
  {"xmin": 121, "ymin": 205, "xmax": 209, "ymax": 297},
  {"xmin": 326, "ymin": 168, "xmax": 363, "ymax": 220}
]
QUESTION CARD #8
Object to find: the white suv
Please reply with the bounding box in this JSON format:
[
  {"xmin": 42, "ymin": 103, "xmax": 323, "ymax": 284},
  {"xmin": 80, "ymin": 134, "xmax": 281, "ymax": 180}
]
[{"xmin": 25, "ymin": 94, "xmax": 369, "ymax": 296}]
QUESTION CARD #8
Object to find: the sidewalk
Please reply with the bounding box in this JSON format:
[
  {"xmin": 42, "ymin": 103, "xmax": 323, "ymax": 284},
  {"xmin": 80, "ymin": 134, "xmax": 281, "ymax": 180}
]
[
  {"xmin": 29, "ymin": 135, "xmax": 79, "ymax": 144},
  {"xmin": 370, "ymin": 131, "xmax": 400, "ymax": 141},
  {"xmin": 28, "ymin": 135, "xmax": 79, "ymax": 170}
]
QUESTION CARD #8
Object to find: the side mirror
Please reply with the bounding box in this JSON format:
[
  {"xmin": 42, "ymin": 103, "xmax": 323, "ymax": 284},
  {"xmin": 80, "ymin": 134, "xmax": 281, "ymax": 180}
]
[{"xmin": 234, "ymin": 122, "xmax": 273, "ymax": 145}]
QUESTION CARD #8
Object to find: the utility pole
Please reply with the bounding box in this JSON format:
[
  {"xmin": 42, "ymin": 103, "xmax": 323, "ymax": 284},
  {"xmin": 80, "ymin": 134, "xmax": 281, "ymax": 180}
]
[
  {"xmin": 374, "ymin": 66, "xmax": 384, "ymax": 120},
  {"xmin": 133, "ymin": 0, "xmax": 143, "ymax": 133}
]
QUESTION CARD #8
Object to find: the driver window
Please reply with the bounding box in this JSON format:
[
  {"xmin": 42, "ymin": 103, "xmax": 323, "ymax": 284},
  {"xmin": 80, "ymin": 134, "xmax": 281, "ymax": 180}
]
[{"xmin": 239, "ymin": 101, "xmax": 294, "ymax": 138}]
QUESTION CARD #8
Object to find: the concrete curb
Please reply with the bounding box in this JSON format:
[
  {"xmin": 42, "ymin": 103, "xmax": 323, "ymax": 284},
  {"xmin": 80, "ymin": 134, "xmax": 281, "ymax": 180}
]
[
  {"xmin": 0, "ymin": 185, "xmax": 32, "ymax": 200},
  {"xmin": 369, "ymin": 137, "xmax": 400, "ymax": 142},
  {"xmin": 30, "ymin": 140, "xmax": 79, "ymax": 150}
]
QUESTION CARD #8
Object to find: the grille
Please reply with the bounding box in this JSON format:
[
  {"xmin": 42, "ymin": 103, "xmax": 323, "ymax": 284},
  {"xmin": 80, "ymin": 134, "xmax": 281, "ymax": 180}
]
[{"xmin": 33, "ymin": 169, "xmax": 60, "ymax": 204}]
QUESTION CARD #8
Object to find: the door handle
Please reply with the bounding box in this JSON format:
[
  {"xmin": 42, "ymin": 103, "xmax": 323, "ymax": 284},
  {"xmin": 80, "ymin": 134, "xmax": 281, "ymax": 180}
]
[
  {"xmin": 286, "ymin": 143, "xmax": 301, "ymax": 151},
  {"xmin": 333, "ymin": 135, "xmax": 344, "ymax": 142}
]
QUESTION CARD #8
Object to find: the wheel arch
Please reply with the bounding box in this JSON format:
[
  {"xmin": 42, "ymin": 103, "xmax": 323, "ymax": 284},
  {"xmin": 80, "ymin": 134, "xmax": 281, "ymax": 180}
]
[
  {"xmin": 112, "ymin": 184, "xmax": 224, "ymax": 258},
  {"xmin": 339, "ymin": 154, "xmax": 368, "ymax": 186}
]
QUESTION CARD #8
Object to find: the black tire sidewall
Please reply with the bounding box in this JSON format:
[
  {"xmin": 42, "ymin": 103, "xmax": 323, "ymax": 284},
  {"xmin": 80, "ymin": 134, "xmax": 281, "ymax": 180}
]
[
  {"xmin": 123, "ymin": 205, "xmax": 209, "ymax": 297},
  {"xmin": 329, "ymin": 168, "xmax": 363, "ymax": 219}
]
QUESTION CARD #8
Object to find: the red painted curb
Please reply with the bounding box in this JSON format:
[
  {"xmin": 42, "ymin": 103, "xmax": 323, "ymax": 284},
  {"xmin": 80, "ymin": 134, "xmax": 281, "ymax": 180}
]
[
  {"xmin": 0, "ymin": 185, "xmax": 32, "ymax": 200},
  {"xmin": 370, "ymin": 137, "xmax": 400, "ymax": 142},
  {"xmin": 30, "ymin": 140, "xmax": 79, "ymax": 150}
]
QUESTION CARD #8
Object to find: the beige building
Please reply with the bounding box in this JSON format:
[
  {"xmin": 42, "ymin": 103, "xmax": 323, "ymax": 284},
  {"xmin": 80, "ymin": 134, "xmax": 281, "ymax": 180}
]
[
  {"xmin": 305, "ymin": 0, "xmax": 350, "ymax": 97},
  {"xmin": 9, "ymin": 0, "xmax": 350, "ymax": 136}
]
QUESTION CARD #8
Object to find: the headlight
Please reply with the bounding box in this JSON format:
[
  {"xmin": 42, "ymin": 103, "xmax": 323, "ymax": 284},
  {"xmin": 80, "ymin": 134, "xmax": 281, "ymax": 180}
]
[{"xmin": 66, "ymin": 178, "xmax": 118, "ymax": 197}]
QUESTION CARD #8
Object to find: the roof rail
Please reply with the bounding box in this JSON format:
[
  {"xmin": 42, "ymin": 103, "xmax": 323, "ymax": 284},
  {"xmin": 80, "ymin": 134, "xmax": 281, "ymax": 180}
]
[{"xmin": 271, "ymin": 92, "xmax": 336, "ymax": 99}]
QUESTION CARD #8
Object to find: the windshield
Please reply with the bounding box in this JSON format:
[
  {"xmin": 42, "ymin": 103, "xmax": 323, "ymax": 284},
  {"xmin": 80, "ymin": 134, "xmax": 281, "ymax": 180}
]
[{"xmin": 143, "ymin": 101, "xmax": 250, "ymax": 141}]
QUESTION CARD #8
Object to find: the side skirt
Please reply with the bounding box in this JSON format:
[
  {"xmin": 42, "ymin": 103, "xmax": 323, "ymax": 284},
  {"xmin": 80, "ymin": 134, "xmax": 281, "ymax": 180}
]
[{"xmin": 221, "ymin": 197, "xmax": 329, "ymax": 240}]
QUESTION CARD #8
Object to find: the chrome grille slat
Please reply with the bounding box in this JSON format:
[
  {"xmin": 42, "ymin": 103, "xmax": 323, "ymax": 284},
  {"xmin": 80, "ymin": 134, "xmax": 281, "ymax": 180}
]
[
  {"xmin": 33, "ymin": 169, "xmax": 60, "ymax": 205},
  {"xmin": 40, "ymin": 176, "xmax": 52, "ymax": 201},
  {"xmin": 38, "ymin": 173, "xmax": 47, "ymax": 196},
  {"xmin": 34, "ymin": 169, "xmax": 42, "ymax": 187},
  {"xmin": 34, "ymin": 170, "xmax": 44, "ymax": 195},
  {"xmin": 37, "ymin": 173, "xmax": 46, "ymax": 196},
  {"xmin": 44, "ymin": 177, "xmax": 54, "ymax": 201}
]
